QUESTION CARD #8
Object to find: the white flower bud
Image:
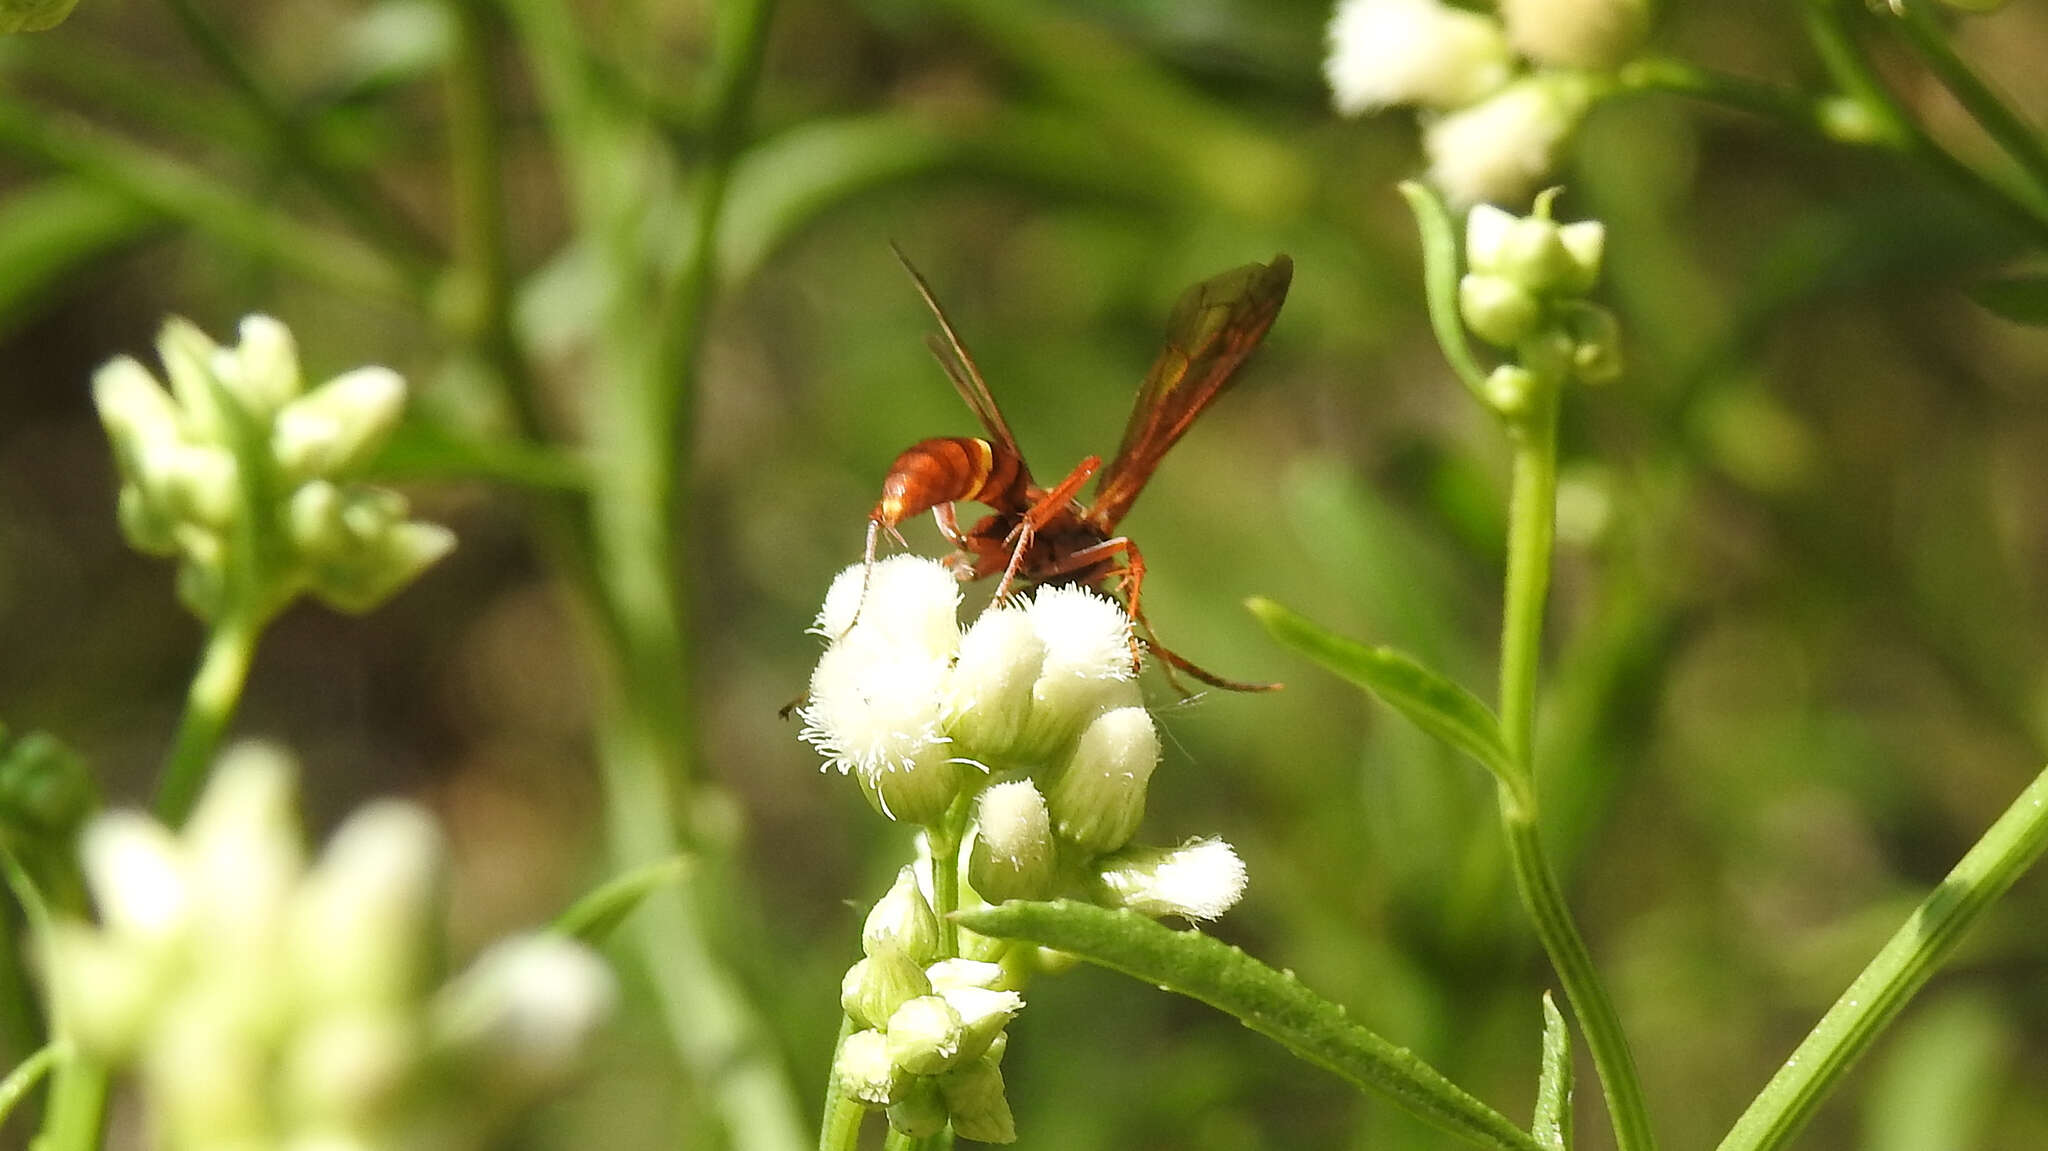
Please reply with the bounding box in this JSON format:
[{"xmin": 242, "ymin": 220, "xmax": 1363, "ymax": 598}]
[
  {"xmin": 1424, "ymin": 75, "xmax": 1596, "ymax": 207},
  {"xmin": 93, "ymin": 356, "xmax": 184, "ymax": 466},
  {"xmin": 279, "ymin": 1010, "xmax": 418, "ymax": 1129},
  {"xmin": 117, "ymin": 484, "xmax": 179, "ymax": 556},
  {"xmin": 863, "ymin": 866, "xmax": 942, "ymax": 963},
  {"xmin": 968, "ymin": 781, "xmax": 1058, "ymax": 903},
  {"xmin": 291, "ymin": 801, "xmax": 445, "ymax": 1010},
  {"xmin": 946, "ymin": 608, "xmax": 1045, "ymax": 757},
  {"xmin": 1500, "ymin": 0, "xmax": 1648, "ymax": 70},
  {"xmin": 841, "ymin": 952, "xmax": 932, "ymax": 1031},
  {"xmin": 431, "ymin": 934, "xmax": 616, "ymax": 1095},
  {"xmin": 225, "ymin": 314, "xmax": 304, "ymax": 419},
  {"xmin": 923, "ymin": 958, "xmax": 1007, "ymax": 994},
  {"xmin": 814, "ymin": 556, "xmax": 961, "ymax": 661},
  {"xmin": 1463, "ymin": 203, "xmax": 1519, "ymax": 273},
  {"xmin": 1459, "ymin": 273, "xmax": 1544, "ymax": 348},
  {"xmin": 45, "ymin": 923, "xmax": 164, "ymax": 1058},
  {"xmin": 153, "ymin": 441, "xmax": 240, "ymax": 530},
  {"xmin": 1556, "ymin": 220, "xmax": 1606, "ymax": 294},
  {"xmin": 1046, "ymin": 707, "xmax": 1159, "ymax": 856},
  {"xmin": 272, "ymin": 367, "xmax": 407, "ymax": 481},
  {"xmin": 836, "ymin": 1028, "xmax": 902, "ymax": 1106},
  {"xmin": 937, "ymin": 985, "xmax": 1023, "ymax": 1065},
  {"xmin": 885, "ymin": 994, "xmax": 965, "ymax": 1075},
  {"xmin": 80, "ymin": 810, "xmax": 190, "ymax": 946},
  {"xmin": 156, "ymin": 316, "xmax": 230, "ymax": 438},
  {"xmin": 802, "ymin": 640, "xmax": 961, "ymax": 825},
  {"xmin": 183, "ymin": 743, "xmax": 306, "ymax": 955},
  {"xmin": 1484, "ymin": 364, "xmax": 1539, "ymax": 418},
  {"xmin": 1092, "ymin": 838, "xmax": 1248, "ymax": 921},
  {"xmin": 1020, "ymin": 585, "xmax": 1139, "ymax": 758},
  {"xmin": 309, "ymin": 519, "xmax": 458, "ymax": 615},
  {"xmin": 940, "ymin": 1055, "xmax": 1016, "ymax": 1144},
  {"xmin": 1324, "ymin": 0, "xmax": 1513, "ymax": 115},
  {"xmin": 886, "ymin": 1076, "xmax": 949, "ymax": 1139},
  {"xmin": 143, "ymin": 989, "xmax": 271, "ymax": 1150}
]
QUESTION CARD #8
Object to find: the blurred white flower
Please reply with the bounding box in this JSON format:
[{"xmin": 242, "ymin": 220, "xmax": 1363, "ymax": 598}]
[
  {"xmin": 1325, "ymin": 0, "xmax": 1514, "ymax": 115},
  {"xmin": 1424, "ymin": 75, "xmax": 1596, "ymax": 206},
  {"xmin": 1499, "ymin": 0, "xmax": 1648, "ymax": 70}
]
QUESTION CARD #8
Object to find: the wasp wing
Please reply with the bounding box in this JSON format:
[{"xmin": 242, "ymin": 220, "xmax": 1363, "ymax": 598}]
[
  {"xmin": 1087, "ymin": 254, "xmax": 1292, "ymax": 529},
  {"xmin": 892, "ymin": 244, "xmax": 1026, "ymax": 465}
]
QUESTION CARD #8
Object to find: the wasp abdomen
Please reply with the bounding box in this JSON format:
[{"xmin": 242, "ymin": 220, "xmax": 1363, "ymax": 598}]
[{"xmin": 872, "ymin": 436, "xmax": 1022, "ymax": 527}]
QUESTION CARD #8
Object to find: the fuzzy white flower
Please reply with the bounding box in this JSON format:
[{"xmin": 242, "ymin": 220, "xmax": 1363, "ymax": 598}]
[
  {"xmin": 1424, "ymin": 75, "xmax": 1595, "ymax": 206},
  {"xmin": 801, "ymin": 636, "xmax": 961, "ymax": 824},
  {"xmin": 1093, "ymin": 838, "xmax": 1249, "ymax": 921},
  {"xmin": 1499, "ymin": 0, "xmax": 1648, "ymax": 70},
  {"xmin": 1325, "ymin": 0, "xmax": 1514, "ymax": 115},
  {"xmin": 814, "ymin": 555, "xmax": 962, "ymax": 660},
  {"xmin": 1020, "ymin": 585, "xmax": 1141, "ymax": 755}
]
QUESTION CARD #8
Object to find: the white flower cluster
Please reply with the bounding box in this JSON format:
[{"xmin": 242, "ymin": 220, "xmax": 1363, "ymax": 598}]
[
  {"xmin": 93, "ymin": 316, "xmax": 453, "ymax": 622},
  {"xmin": 836, "ymin": 868, "xmax": 1023, "ymax": 1143},
  {"xmin": 1324, "ymin": 0, "xmax": 1641, "ymax": 204},
  {"xmin": 47, "ymin": 745, "xmax": 614, "ymax": 1151},
  {"xmin": 1459, "ymin": 197, "xmax": 1622, "ymax": 409}
]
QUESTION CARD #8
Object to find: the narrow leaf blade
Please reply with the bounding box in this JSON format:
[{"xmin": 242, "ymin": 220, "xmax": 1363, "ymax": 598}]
[
  {"xmin": 1535, "ymin": 992, "xmax": 1573, "ymax": 1151},
  {"xmin": 1969, "ymin": 274, "xmax": 2048, "ymax": 326},
  {"xmin": 1248, "ymin": 597, "xmax": 1514, "ymax": 783},
  {"xmin": 551, "ymin": 856, "xmax": 691, "ymax": 944},
  {"xmin": 1397, "ymin": 180, "xmax": 1491, "ymax": 403},
  {"xmin": 958, "ymin": 900, "xmax": 1541, "ymax": 1151}
]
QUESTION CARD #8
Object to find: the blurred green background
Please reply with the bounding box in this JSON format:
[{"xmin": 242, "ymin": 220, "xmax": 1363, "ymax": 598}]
[{"xmin": 4, "ymin": 0, "xmax": 2048, "ymax": 1147}]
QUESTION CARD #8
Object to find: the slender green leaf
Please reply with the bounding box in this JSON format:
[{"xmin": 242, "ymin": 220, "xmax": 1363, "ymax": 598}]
[
  {"xmin": 1248, "ymin": 597, "xmax": 1515, "ymax": 784},
  {"xmin": 0, "ymin": 179, "xmax": 157, "ymax": 337},
  {"xmin": 1535, "ymin": 993, "xmax": 1573, "ymax": 1151},
  {"xmin": 1968, "ymin": 273, "xmax": 2048, "ymax": 326},
  {"xmin": 0, "ymin": 1042, "xmax": 60, "ymax": 1129},
  {"xmin": 367, "ymin": 420, "xmax": 590, "ymax": 493},
  {"xmin": 1397, "ymin": 180, "xmax": 1491, "ymax": 405},
  {"xmin": 0, "ymin": 0, "xmax": 77, "ymax": 33},
  {"xmin": 959, "ymin": 900, "xmax": 1541, "ymax": 1151},
  {"xmin": 552, "ymin": 856, "xmax": 691, "ymax": 944}
]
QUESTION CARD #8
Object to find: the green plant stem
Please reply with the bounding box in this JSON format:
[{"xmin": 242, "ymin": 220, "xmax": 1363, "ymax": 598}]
[
  {"xmin": 0, "ymin": 101, "xmax": 421, "ymax": 303},
  {"xmin": 1717, "ymin": 763, "xmax": 2048, "ymax": 1151},
  {"xmin": 817, "ymin": 1016, "xmax": 867, "ymax": 1151},
  {"xmin": 152, "ymin": 610, "xmax": 261, "ymax": 826},
  {"xmin": 0, "ymin": 1041, "xmax": 61, "ymax": 1129},
  {"xmin": 1495, "ymin": 386, "xmax": 1656, "ymax": 1151},
  {"xmin": 36, "ymin": 1057, "xmax": 104, "ymax": 1151},
  {"xmin": 1884, "ymin": 0, "xmax": 2048, "ymax": 210}
]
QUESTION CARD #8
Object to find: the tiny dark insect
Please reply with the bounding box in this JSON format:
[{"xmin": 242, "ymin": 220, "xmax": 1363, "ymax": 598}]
[{"xmin": 862, "ymin": 246, "xmax": 1294, "ymax": 694}]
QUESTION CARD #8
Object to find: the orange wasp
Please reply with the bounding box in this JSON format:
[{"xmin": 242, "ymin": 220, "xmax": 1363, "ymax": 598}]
[{"xmin": 865, "ymin": 248, "xmax": 1294, "ymax": 692}]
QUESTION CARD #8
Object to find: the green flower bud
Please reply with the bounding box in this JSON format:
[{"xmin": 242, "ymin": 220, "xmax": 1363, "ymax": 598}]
[
  {"xmin": 841, "ymin": 952, "xmax": 932, "ymax": 1031},
  {"xmin": 272, "ymin": 367, "xmax": 407, "ymax": 482},
  {"xmin": 836, "ymin": 1028, "xmax": 903, "ymax": 1106},
  {"xmin": 1556, "ymin": 221, "xmax": 1606, "ymax": 295},
  {"xmin": 1092, "ymin": 838, "xmax": 1248, "ymax": 921},
  {"xmin": 1484, "ymin": 364, "xmax": 1538, "ymax": 419},
  {"xmin": 863, "ymin": 867, "xmax": 942, "ymax": 963},
  {"xmin": 220, "ymin": 315, "xmax": 304, "ymax": 420},
  {"xmin": 309, "ymin": 518, "xmax": 457, "ymax": 615},
  {"xmin": 1459, "ymin": 273, "xmax": 1543, "ymax": 348},
  {"xmin": 1494, "ymin": 216, "xmax": 1582, "ymax": 298},
  {"xmin": 925, "ymin": 958, "xmax": 1006, "ymax": 994},
  {"xmin": 140, "ymin": 441, "xmax": 238, "ymax": 532},
  {"xmin": 117, "ymin": 484, "xmax": 179, "ymax": 556},
  {"xmin": 92, "ymin": 356, "xmax": 184, "ymax": 468},
  {"xmin": 1557, "ymin": 300, "xmax": 1623, "ymax": 385},
  {"xmin": 887, "ymin": 994, "xmax": 966, "ymax": 1075},
  {"xmin": 968, "ymin": 780, "xmax": 1058, "ymax": 903},
  {"xmin": 938, "ymin": 985, "xmax": 1023, "ymax": 1065},
  {"xmin": 946, "ymin": 608, "xmax": 1045, "ymax": 757},
  {"xmin": 1046, "ymin": 707, "xmax": 1158, "ymax": 856},
  {"xmin": 156, "ymin": 317, "xmax": 230, "ymax": 438},
  {"xmin": 940, "ymin": 1055, "xmax": 1016, "ymax": 1144},
  {"xmin": 886, "ymin": 1075, "xmax": 949, "ymax": 1139}
]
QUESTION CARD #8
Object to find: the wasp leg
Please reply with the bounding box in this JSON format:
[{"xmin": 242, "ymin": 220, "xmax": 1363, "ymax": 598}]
[
  {"xmin": 1043, "ymin": 535, "xmax": 1281, "ymax": 695},
  {"xmin": 992, "ymin": 456, "xmax": 1101, "ymax": 604}
]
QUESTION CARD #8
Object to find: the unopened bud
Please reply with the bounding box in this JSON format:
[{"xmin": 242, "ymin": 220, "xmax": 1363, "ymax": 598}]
[
  {"xmin": 1484, "ymin": 364, "xmax": 1538, "ymax": 418},
  {"xmin": 1558, "ymin": 301, "xmax": 1624, "ymax": 385},
  {"xmin": 272, "ymin": 367, "xmax": 407, "ymax": 481},
  {"xmin": 279, "ymin": 1010, "xmax": 417, "ymax": 1129},
  {"xmin": 1046, "ymin": 707, "xmax": 1158, "ymax": 856},
  {"xmin": 886, "ymin": 995, "xmax": 966, "ymax": 1075},
  {"xmin": 924, "ymin": 958, "xmax": 1007, "ymax": 994},
  {"xmin": 938, "ymin": 985, "xmax": 1023, "ymax": 1064},
  {"xmin": 156, "ymin": 317, "xmax": 230, "ymax": 437},
  {"xmin": 223, "ymin": 315, "xmax": 304, "ymax": 419},
  {"xmin": 92, "ymin": 357, "xmax": 184, "ymax": 466},
  {"xmin": 309, "ymin": 519, "xmax": 457, "ymax": 615},
  {"xmin": 1092, "ymin": 838, "xmax": 1248, "ymax": 921},
  {"xmin": 1500, "ymin": 0, "xmax": 1648, "ymax": 70},
  {"xmin": 431, "ymin": 934, "xmax": 616, "ymax": 1095},
  {"xmin": 1459, "ymin": 274, "xmax": 1543, "ymax": 348},
  {"xmin": 947, "ymin": 608, "xmax": 1045, "ymax": 756},
  {"xmin": 80, "ymin": 811, "xmax": 190, "ymax": 946},
  {"xmin": 292, "ymin": 801, "xmax": 445, "ymax": 1010},
  {"xmin": 940, "ymin": 1055, "xmax": 1016, "ymax": 1144},
  {"xmin": 183, "ymin": 744, "xmax": 305, "ymax": 952},
  {"xmin": 969, "ymin": 780, "xmax": 1058, "ymax": 902},
  {"xmin": 863, "ymin": 867, "xmax": 941, "ymax": 963},
  {"xmin": 45, "ymin": 923, "xmax": 162, "ymax": 1058},
  {"xmin": 841, "ymin": 952, "xmax": 932, "ymax": 1031},
  {"xmin": 836, "ymin": 1028, "xmax": 902, "ymax": 1106},
  {"xmin": 117, "ymin": 485, "xmax": 179, "ymax": 556},
  {"xmin": 1556, "ymin": 221, "xmax": 1606, "ymax": 294},
  {"xmin": 1494, "ymin": 215, "xmax": 1582, "ymax": 298}
]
